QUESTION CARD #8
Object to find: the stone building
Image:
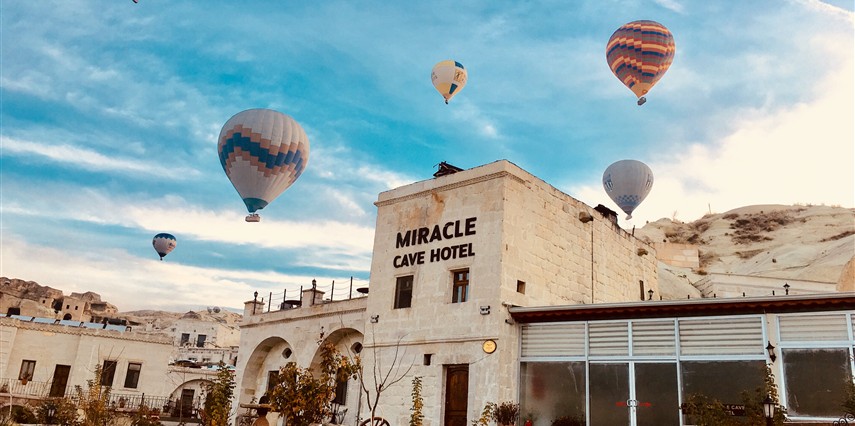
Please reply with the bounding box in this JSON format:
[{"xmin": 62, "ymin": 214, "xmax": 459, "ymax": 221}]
[
  {"xmin": 234, "ymin": 160, "xmax": 659, "ymax": 425},
  {"xmin": 172, "ymin": 310, "xmax": 241, "ymax": 366},
  {"xmin": 0, "ymin": 316, "xmax": 172, "ymax": 412}
]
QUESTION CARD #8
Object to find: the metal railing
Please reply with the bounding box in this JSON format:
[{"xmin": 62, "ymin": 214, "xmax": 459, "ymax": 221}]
[
  {"xmin": 0, "ymin": 379, "xmax": 200, "ymax": 417},
  {"xmin": 258, "ymin": 277, "xmax": 369, "ymax": 314}
]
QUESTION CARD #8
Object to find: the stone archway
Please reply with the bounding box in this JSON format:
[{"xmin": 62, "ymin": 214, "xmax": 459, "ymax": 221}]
[{"xmin": 239, "ymin": 336, "xmax": 295, "ymax": 405}]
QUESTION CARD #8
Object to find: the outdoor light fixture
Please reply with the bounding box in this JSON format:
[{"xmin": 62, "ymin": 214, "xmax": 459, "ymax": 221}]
[
  {"xmin": 766, "ymin": 341, "xmax": 777, "ymax": 363},
  {"xmin": 370, "ymin": 314, "xmax": 379, "ymax": 323},
  {"xmin": 647, "ymin": 289, "xmax": 654, "ymax": 300},
  {"xmin": 783, "ymin": 282, "xmax": 790, "ymax": 295},
  {"xmin": 480, "ymin": 306, "xmax": 491, "ymax": 315},
  {"xmin": 763, "ymin": 394, "xmax": 775, "ymax": 426}
]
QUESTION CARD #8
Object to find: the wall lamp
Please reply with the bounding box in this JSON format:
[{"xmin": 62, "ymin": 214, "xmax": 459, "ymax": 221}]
[
  {"xmin": 766, "ymin": 341, "xmax": 777, "ymax": 363},
  {"xmin": 783, "ymin": 283, "xmax": 790, "ymax": 295},
  {"xmin": 647, "ymin": 289, "xmax": 654, "ymax": 301},
  {"xmin": 480, "ymin": 306, "xmax": 491, "ymax": 315},
  {"xmin": 370, "ymin": 314, "xmax": 379, "ymax": 323}
]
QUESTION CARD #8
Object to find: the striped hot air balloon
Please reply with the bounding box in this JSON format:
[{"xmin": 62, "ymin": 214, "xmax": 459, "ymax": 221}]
[
  {"xmin": 152, "ymin": 233, "xmax": 176, "ymax": 260},
  {"xmin": 602, "ymin": 160, "xmax": 654, "ymax": 220},
  {"xmin": 606, "ymin": 20, "xmax": 675, "ymax": 105},
  {"xmin": 217, "ymin": 108, "xmax": 310, "ymax": 222},
  {"xmin": 431, "ymin": 60, "xmax": 468, "ymax": 104}
]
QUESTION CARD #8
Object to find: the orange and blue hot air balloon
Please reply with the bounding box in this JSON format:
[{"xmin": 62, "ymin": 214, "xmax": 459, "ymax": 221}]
[
  {"xmin": 152, "ymin": 233, "xmax": 176, "ymax": 260},
  {"xmin": 606, "ymin": 20, "xmax": 675, "ymax": 105}
]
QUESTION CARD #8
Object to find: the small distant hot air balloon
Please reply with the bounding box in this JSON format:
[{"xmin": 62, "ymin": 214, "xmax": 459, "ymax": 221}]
[
  {"xmin": 606, "ymin": 20, "xmax": 675, "ymax": 105},
  {"xmin": 152, "ymin": 233, "xmax": 176, "ymax": 260},
  {"xmin": 217, "ymin": 108, "xmax": 310, "ymax": 222},
  {"xmin": 602, "ymin": 160, "xmax": 654, "ymax": 220},
  {"xmin": 431, "ymin": 60, "xmax": 468, "ymax": 104}
]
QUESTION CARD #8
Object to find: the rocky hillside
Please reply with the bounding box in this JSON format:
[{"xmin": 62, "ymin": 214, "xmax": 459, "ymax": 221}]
[{"xmin": 635, "ymin": 204, "xmax": 855, "ymax": 298}]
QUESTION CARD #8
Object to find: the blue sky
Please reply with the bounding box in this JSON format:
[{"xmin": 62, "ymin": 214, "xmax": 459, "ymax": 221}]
[{"xmin": 1, "ymin": 0, "xmax": 852, "ymax": 312}]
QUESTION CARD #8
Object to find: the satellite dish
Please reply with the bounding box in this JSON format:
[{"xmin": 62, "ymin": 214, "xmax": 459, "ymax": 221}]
[
  {"xmin": 206, "ymin": 307, "xmax": 213, "ymax": 313},
  {"xmin": 212, "ymin": 307, "xmax": 221, "ymax": 313}
]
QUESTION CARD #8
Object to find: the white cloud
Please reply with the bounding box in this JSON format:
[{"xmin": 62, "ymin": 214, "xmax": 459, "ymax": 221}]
[
  {"xmin": 798, "ymin": 0, "xmax": 855, "ymax": 22},
  {"xmin": 0, "ymin": 137, "xmax": 201, "ymax": 178},
  {"xmin": 653, "ymin": 0, "xmax": 685, "ymax": 13},
  {"xmin": 0, "ymin": 237, "xmax": 360, "ymax": 312}
]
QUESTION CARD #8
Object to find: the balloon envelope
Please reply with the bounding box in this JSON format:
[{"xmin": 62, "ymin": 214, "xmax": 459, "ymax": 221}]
[
  {"xmin": 606, "ymin": 20, "xmax": 675, "ymax": 102},
  {"xmin": 602, "ymin": 160, "xmax": 654, "ymax": 219},
  {"xmin": 152, "ymin": 233, "xmax": 177, "ymax": 260},
  {"xmin": 217, "ymin": 108, "xmax": 310, "ymax": 214},
  {"xmin": 431, "ymin": 60, "xmax": 468, "ymax": 104}
]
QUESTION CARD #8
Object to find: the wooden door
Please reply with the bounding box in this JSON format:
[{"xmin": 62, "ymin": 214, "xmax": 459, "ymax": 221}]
[
  {"xmin": 444, "ymin": 364, "xmax": 469, "ymax": 426},
  {"xmin": 49, "ymin": 365, "xmax": 70, "ymax": 397}
]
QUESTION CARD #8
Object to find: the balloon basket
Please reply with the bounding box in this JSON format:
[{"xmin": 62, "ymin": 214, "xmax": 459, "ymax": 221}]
[
  {"xmin": 245, "ymin": 214, "xmax": 261, "ymax": 223},
  {"xmin": 637, "ymin": 97, "xmax": 647, "ymax": 106}
]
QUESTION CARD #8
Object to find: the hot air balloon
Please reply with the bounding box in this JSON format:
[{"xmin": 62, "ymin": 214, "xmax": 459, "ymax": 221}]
[
  {"xmin": 606, "ymin": 20, "xmax": 675, "ymax": 105},
  {"xmin": 152, "ymin": 233, "xmax": 176, "ymax": 260},
  {"xmin": 431, "ymin": 60, "xmax": 468, "ymax": 104},
  {"xmin": 602, "ymin": 160, "xmax": 654, "ymax": 220},
  {"xmin": 217, "ymin": 108, "xmax": 310, "ymax": 222}
]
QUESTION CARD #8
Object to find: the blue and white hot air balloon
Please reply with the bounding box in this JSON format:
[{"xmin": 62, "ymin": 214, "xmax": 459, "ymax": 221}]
[
  {"xmin": 602, "ymin": 159, "xmax": 654, "ymax": 220},
  {"xmin": 217, "ymin": 108, "xmax": 310, "ymax": 222},
  {"xmin": 152, "ymin": 233, "xmax": 177, "ymax": 260}
]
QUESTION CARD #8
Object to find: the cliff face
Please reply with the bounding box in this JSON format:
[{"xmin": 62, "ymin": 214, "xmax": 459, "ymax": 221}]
[{"xmin": 635, "ymin": 204, "xmax": 855, "ymax": 297}]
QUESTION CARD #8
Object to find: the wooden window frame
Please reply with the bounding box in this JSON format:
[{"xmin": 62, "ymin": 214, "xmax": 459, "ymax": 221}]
[
  {"xmin": 394, "ymin": 275, "xmax": 414, "ymax": 309},
  {"xmin": 452, "ymin": 269, "xmax": 470, "ymax": 303}
]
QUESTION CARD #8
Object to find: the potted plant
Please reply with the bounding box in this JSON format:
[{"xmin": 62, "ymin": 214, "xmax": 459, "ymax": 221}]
[{"xmin": 491, "ymin": 401, "xmax": 520, "ymax": 426}]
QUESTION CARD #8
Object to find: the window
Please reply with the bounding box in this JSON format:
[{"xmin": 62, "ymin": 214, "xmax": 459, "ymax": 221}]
[
  {"xmin": 520, "ymin": 362, "xmax": 586, "ymax": 422},
  {"xmin": 101, "ymin": 360, "xmax": 117, "ymax": 386},
  {"xmin": 196, "ymin": 334, "xmax": 207, "ymax": 348},
  {"xmin": 452, "ymin": 269, "xmax": 469, "ymax": 303},
  {"xmin": 19, "ymin": 360, "xmax": 36, "ymax": 381},
  {"xmin": 516, "ymin": 280, "xmax": 526, "ymax": 294},
  {"xmin": 394, "ymin": 275, "xmax": 413, "ymax": 309},
  {"xmin": 180, "ymin": 333, "xmax": 190, "ymax": 346},
  {"xmin": 267, "ymin": 370, "xmax": 279, "ymax": 392},
  {"xmin": 124, "ymin": 363, "xmax": 141, "ymax": 389},
  {"xmin": 332, "ymin": 369, "xmax": 348, "ymax": 405},
  {"xmin": 783, "ymin": 348, "xmax": 852, "ymax": 417}
]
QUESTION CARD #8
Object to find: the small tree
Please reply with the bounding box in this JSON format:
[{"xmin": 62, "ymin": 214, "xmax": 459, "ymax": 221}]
[
  {"xmin": 268, "ymin": 340, "xmax": 358, "ymax": 426},
  {"xmin": 201, "ymin": 363, "xmax": 235, "ymax": 426},
  {"xmin": 36, "ymin": 397, "xmax": 80, "ymax": 426},
  {"xmin": 409, "ymin": 376, "xmax": 424, "ymax": 426},
  {"xmin": 843, "ymin": 374, "xmax": 855, "ymax": 416},
  {"xmin": 76, "ymin": 363, "xmax": 114, "ymax": 426},
  {"xmin": 355, "ymin": 330, "xmax": 414, "ymax": 423}
]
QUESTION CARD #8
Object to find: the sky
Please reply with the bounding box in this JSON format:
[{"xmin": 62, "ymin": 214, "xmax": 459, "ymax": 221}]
[{"xmin": 1, "ymin": 0, "xmax": 853, "ymax": 313}]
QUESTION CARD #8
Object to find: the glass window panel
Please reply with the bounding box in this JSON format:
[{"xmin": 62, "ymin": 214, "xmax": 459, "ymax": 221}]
[
  {"xmin": 394, "ymin": 275, "xmax": 413, "ymax": 309},
  {"xmin": 681, "ymin": 361, "xmax": 765, "ymax": 423},
  {"xmin": 635, "ymin": 363, "xmax": 679, "ymax": 426},
  {"xmin": 589, "ymin": 363, "xmax": 630, "ymax": 426},
  {"xmin": 782, "ymin": 348, "xmax": 852, "ymax": 417},
  {"xmin": 124, "ymin": 363, "xmax": 141, "ymax": 389},
  {"xmin": 519, "ymin": 362, "xmax": 586, "ymax": 425}
]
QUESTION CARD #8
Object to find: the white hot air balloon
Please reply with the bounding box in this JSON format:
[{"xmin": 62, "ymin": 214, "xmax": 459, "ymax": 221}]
[
  {"xmin": 602, "ymin": 159, "xmax": 654, "ymax": 220},
  {"xmin": 431, "ymin": 60, "xmax": 468, "ymax": 104},
  {"xmin": 217, "ymin": 108, "xmax": 310, "ymax": 222}
]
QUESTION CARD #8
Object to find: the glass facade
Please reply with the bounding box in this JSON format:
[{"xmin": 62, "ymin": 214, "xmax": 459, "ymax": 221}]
[{"xmin": 518, "ymin": 311, "xmax": 855, "ymax": 425}]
